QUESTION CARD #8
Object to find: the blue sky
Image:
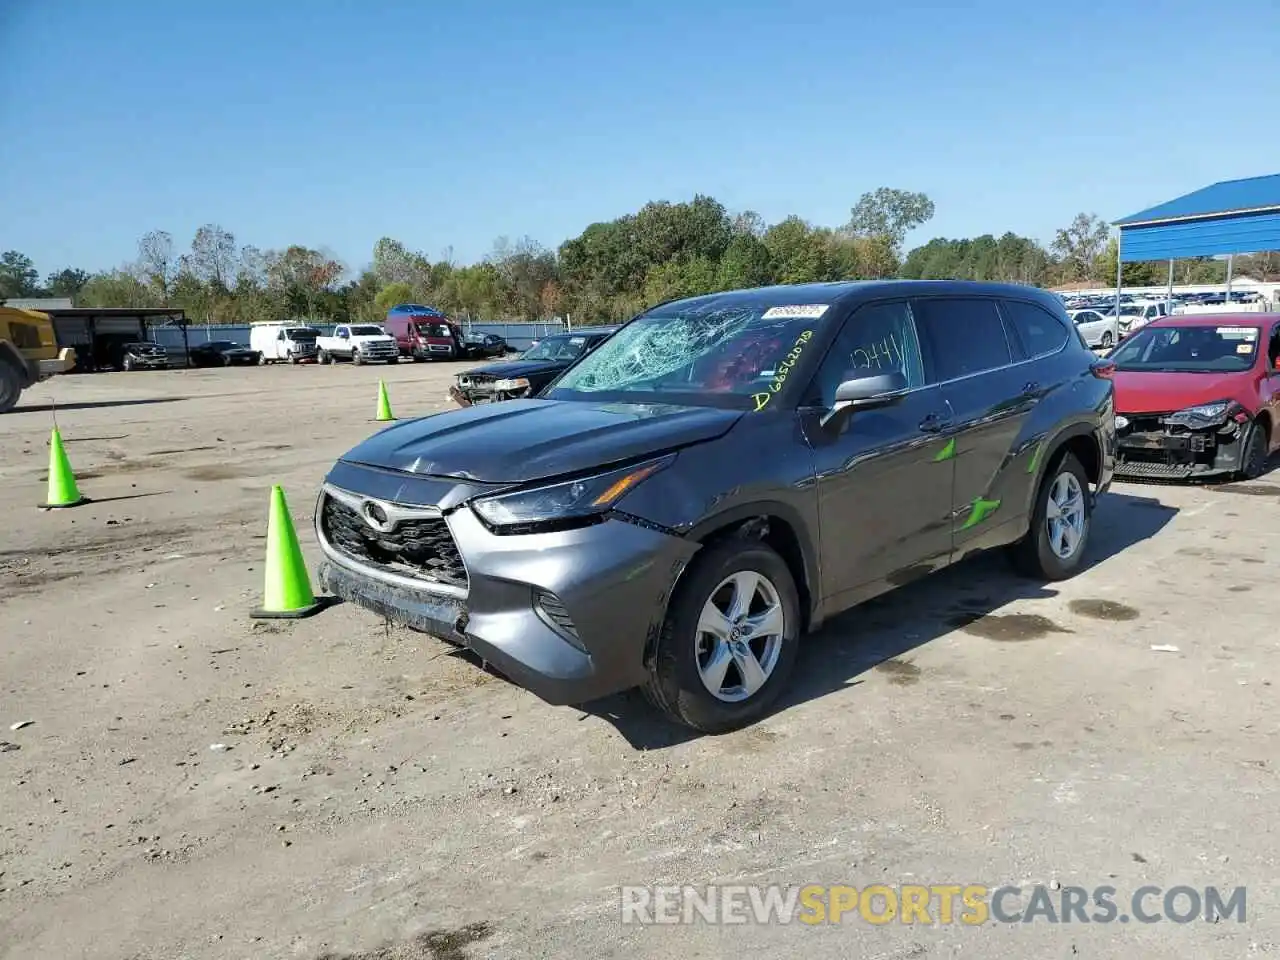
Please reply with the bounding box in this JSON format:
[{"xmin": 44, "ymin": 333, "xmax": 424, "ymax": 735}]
[{"xmin": 3, "ymin": 0, "xmax": 1278, "ymax": 279}]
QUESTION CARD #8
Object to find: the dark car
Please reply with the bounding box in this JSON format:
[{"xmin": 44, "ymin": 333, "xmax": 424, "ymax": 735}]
[
  {"xmin": 188, "ymin": 340, "xmax": 261, "ymax": 368},
  {"xmin": 118, "ymin": 341, "xmax": 169, "ymax": 371},
  {"xmin": 449, "ymin": 327, "xmax": 617, "ymax": 406},
  {"xmin": 1110, "ymin": 313, "xmax": 1280, "ymax": 481},
  {"xmin": 461, "ymin": 332, "xmax": 508, "ymax": 360},
  {"xmin": 316, "ymin": 282, "xmax": 1115, "ymax": 732}
]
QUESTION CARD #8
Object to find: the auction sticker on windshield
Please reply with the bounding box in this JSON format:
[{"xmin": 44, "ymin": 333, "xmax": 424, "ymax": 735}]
[
  {"xmin": 1216, "ymin": 326, "xmax": 1258, "ymax": 339},
  {"xmin": 762, "ymin": 305, "xmax": 830, "ymax": 320}
]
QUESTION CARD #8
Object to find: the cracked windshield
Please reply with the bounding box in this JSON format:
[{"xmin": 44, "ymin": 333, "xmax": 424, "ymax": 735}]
[{"xmin": 550, "ymin": 302, "xmax": 827, "ymax": 406}]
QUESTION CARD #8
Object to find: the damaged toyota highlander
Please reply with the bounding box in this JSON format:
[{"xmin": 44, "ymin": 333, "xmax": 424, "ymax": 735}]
[{"xmin": 316, "ymin": 281, "xmax": 1115, "ymax": 731}]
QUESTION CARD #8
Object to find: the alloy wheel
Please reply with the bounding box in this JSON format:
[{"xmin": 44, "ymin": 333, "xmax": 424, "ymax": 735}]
[
  {"xmin": 1045, "ymin": 471, "xmax": 1086, "ymax": 560},
  {"xmin": 694, "ymin": 570, "xmax": 786, "ymax": 703}
]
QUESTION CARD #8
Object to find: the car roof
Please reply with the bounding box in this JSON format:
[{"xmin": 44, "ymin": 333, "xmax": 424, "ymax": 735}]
[
  {"xmin": 1146, "ymin": 312, "xmax": 1280, "ymax": 329},
  {"xmin": 652, "ymin": 279, "xmax": 1067, "ymax": 314}
]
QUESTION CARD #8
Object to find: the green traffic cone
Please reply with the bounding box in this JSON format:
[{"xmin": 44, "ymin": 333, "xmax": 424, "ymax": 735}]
[
  {"xmin": 251, "ymin": 485, "xmax": 325, "ymax": 619},
  {"xmin": 42, "ymin": 427, "xmax": 86, "ymax": 508},
  {"xmin": 375, "ymin": 380, "xmax": 396, "ymax": 422}
]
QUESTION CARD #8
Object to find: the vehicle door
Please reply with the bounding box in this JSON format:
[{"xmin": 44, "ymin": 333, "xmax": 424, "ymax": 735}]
[
  {"xmin": 1073, "ymin": 311, "xmax": 1100, "ymax": 345},
  {"xmin": 911, "ymin": 296, "xmax": 1037, "ymax": 554},
  {"xmin": 1263, "ymin": 321, "xmax": 1280, "ymax": 453},
  {"xmin": 799, "ymin": 299, "xmax": 956, "ymax": 608}
]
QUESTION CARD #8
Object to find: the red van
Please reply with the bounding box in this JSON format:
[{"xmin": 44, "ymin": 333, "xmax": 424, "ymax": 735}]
[{"xmin": 385, "ymin": 304, "xmax": 462, "ymax": 361}]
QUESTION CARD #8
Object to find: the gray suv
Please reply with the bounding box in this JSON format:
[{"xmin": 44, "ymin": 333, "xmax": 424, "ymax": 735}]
[{"xmin": 316, "ymin": 281, "xmax": 1116, "ymax": 732}]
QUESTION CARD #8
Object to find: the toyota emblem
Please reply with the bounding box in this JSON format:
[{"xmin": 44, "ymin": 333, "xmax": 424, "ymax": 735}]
[{"xmin": 362, "ymin": 500, "xmax": 390, "ymax": 530}]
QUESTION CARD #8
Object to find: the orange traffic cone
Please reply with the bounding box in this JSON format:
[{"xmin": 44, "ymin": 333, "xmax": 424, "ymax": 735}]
[{"xmin": 251, "ymin": 485, "xmax": 327, "ymax": 619}]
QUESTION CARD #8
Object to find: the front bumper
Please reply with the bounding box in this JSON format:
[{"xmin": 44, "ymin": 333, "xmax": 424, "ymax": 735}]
[
  {"xmin": 127, "ymin": 355, "xmax": 169, "ymax": 368},
  {"xmin": 35, "ymin": 348, "xmax": 77, "ymax": 379},
  {"xmin": 314, "ymin": 472, "xmax": 698, "ymax": 705},
  {"xmin": 1114, "ymin": 413, "xmax": 1247, "ymax": 480}
]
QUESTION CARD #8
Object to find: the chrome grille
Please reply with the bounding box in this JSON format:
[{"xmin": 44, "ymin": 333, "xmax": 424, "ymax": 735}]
[{"xmin": 320, "ymin": 493, "xmax": 468, "ymax": 588}]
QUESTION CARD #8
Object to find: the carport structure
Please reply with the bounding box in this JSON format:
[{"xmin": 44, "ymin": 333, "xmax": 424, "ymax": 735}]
[{"xmin": 1113, "ymin": 172, "xmax": 1280, "ymax": 308}]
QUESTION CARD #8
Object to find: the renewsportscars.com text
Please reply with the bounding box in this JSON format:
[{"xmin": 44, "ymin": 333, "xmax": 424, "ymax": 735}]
[{"xmin": 620, "ymin": 883, "xmax": 1246, "ymax": 926}]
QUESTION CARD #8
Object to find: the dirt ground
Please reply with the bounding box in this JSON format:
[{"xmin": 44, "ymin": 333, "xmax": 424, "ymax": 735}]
[{"xmin": 2, "ymin": 362, "xmax": 1278, "ymax": 960}]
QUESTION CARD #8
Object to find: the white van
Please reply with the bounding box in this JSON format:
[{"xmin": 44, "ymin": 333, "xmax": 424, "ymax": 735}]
[{"xmin": 250, "ymin": 322, "xmax": 321, "ymax": 364}]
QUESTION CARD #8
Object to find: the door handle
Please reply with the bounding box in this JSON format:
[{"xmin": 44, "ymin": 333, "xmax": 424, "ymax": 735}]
[
  {"xmin": 1021, "ymin": 381, "xmax": 1040, "ymax": 396},
  {"xmin": 918, "ymin": 412, "xmax": 952, "ymax": 433}
]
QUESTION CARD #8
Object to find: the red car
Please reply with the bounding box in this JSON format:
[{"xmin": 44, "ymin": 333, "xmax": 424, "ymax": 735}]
[{"xmin": 1110, "ymin": 313, "xmax": 1280, "ymax": 480}]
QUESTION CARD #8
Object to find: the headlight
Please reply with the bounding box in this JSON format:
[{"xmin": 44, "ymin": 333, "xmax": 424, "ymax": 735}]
[
  {"xmin": 471, "ymin": 455, "xmax": 674, "ymax": 530},
  {"xmin": 493, "ymin": 377, "xmax": 529, "ymax": 392},
  {"xmin": 1162, "ymin": 400, "xmax": 1237, "ymax": 427}
]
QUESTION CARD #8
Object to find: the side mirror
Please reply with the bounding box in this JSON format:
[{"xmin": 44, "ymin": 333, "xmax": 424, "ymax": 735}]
[{"xmin": 821, "ymin": 371, "xmax": 909, "ymax": 429}]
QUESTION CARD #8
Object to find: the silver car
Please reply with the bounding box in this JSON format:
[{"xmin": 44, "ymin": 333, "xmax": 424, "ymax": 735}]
[{"xmin": 1068, "ymin": 309, "xmax": 1118, "ymax": 349}]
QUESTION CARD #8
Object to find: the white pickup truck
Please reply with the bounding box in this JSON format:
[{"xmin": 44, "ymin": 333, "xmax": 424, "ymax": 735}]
[{"xmin": 316, "ymin": 324, "xmax": 400, "ymax": 365}]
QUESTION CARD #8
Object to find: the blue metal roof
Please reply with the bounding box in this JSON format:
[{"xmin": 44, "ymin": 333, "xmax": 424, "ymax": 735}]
[
  {"xmin": 1119, "ymin": 212, "xmax": 1280, "ymax": 262},
  {"xmin": 1116, "ymin": 173, "xmax": 1280, "ymax": 225}
]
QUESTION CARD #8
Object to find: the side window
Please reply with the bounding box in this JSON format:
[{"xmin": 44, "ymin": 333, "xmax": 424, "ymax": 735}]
[
  {"xmin": 809, "ymin": 301, "xmax": 924, "ymax": 407},
  {"xmin": 1001, "ymin": 300, "xmax": 1068, "ymax": 358},
  {"xmin": 1269, "ymin": 324, "xmax": 1280, "ymax": 370},
  {"xmin": 912, "ymin": 298, "xmax": 1013, "ymax": 384}
]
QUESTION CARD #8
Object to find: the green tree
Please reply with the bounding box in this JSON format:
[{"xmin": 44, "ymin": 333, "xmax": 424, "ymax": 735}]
[
  {"xmin": 843, "ymin": 188, "xmax": 936, "ymax": 264},
  {"xmin": 79, "ymin": 270, "xmax": 157, "ymax": 308},
  {"xmin": 374, "ymin": 281, "xmax": 415, "ymax": 312},
  {"xmin": 187, "ymin": 224, "xmax": 238, "ymax": 290},
  {"xmin": 0, "ymin": 250, "xmax": 41, "ymax": 298},
  {"xmin": 137, "ymin": 230, "xmax": 179, "ymax": 304},
  {"xmin": 762, "ymin": 216, "xmax": 830, "ymax": 284},
  {"xmin": 716, "ymin": 234, "xmax": 774, "ymax": 290},
  {"xmin": 1052, "ymin": 213, "xmax": 1110, "ymax": 282},
  {"xmin": 45, "ymin": 267, "xmax": 91, "ymax": 300}
]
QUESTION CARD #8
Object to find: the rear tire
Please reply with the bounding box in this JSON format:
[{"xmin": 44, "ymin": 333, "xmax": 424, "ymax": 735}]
[
  {"xmin": 0, "ymin": 360, "xmax": 22, "ymax": 413},
  {"xmin": 318, "ymin": 350, "xmax": 330, "ymax": 365},
  {"xmin": 1237, "ymin": 420, "xmax": 1269, "ymax": 480},
  {"xmin": 643, "ymin": 538, "xmax": 801, "ymax": 733},
  {"xmin": 352, "ymin": 350, "xmax": 363, "ymax": 365},
  {"xmin": 1010, "ymin": 452, "xmax": 1093, "ymax": 580}
]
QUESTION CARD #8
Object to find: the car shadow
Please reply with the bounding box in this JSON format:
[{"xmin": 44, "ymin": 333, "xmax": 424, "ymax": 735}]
[
  {"xmin": 585, "ymin": 489, "xmax": 1179, "ymax": 750},
  {"xmin": 17, "ymin": 398, "xmax": 187, "ymax": 413}
]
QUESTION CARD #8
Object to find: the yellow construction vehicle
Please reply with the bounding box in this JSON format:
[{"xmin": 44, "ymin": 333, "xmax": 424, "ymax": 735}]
[{"xmin": 0, "ymin": 305, "xmax": 76, "ymax": 413}]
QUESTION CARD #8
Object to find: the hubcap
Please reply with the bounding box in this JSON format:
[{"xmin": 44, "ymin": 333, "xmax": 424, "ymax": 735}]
[
  {"xmin": 1045, "ymin": 471, "xmax": 1086, "ymax": 560},
  {"xmin": 695, "ymin": 570, "xmax": 785, "ymax": 703}
]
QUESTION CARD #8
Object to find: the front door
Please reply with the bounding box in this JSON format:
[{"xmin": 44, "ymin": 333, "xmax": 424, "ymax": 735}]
[{"xmin": 800, "ymin": 300, "xmax": 957, "ymax": 610}]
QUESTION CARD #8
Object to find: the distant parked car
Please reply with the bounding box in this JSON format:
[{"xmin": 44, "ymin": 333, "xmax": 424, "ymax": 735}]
[
  {"xmin": 1068, "ymin": 309, "xmax": 1118, "ymax": 349},
  {"xmin": 450, "ymin": 327, "xmax": 618, "ymax": 406},
  {"xmin": 118, "ymin": 341, "xmax": 169, "ymax": 371},
  {"xmin": 461, "ymin": 332, "xmax": 508, "ymax": 359},
  {"xmin": 188, "ymin": 340, "xmax": 262, "ymax": 367}
]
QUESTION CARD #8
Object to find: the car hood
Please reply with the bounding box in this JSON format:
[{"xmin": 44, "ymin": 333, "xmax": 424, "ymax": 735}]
[
  {"xmin": 1113, "ymin": 370, "xmax": 1255, "ymax": 414},
  {"xmin": 341, "ymin": 398, "xmax": 743, "ymax": 483},
  {"xmin": 460, "ymin": 358, "xmax": 570, "ymax": 379}
]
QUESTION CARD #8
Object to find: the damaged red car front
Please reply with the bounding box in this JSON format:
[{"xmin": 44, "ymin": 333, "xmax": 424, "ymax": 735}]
[{"xmin": 1110, "ymin": 313, "xmax": 1280, "ymax": 481}]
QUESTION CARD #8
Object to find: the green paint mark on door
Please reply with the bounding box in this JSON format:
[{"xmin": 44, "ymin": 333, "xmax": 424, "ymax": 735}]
[
  {"xmin": 933, "ymin": 437, "xmax": 956, "ymax": 462},
  {"xmin": 1027, "ymin": 441, "xmax": 1045, "ymax": 474},
  {"xmin": 961, "ymin": 497, "xmax": 1002, "ymax": 530}
]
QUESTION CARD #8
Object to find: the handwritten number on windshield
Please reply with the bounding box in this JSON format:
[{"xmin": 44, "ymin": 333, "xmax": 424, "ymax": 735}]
[{"xmin": 752, "ymin": 330, "xmax": 814, "ymax": 412}]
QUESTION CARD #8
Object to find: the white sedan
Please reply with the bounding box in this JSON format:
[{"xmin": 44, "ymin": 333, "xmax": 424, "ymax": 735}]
[{"xmin": 1068, "ymin": 308, "xmax": 1119, "ymax": 349}]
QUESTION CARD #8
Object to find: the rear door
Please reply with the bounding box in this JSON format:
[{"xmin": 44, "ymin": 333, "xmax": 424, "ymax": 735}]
[
  {"xmin": 800, "ymin": 299, "xmax": 956, "ymax": 608},
  {"xmin": 911, "ymin": 296, "xmax": 1035, "ymax": 554}
]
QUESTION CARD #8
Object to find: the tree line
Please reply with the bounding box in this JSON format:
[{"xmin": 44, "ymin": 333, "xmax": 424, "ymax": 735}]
[{"xmin": 4, "ymin": 191, "xmax": 1278, "ymax": 326}]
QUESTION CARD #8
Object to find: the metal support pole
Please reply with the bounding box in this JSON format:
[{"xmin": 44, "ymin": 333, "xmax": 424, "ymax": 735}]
[
  {"xmin": 1114, "ymin": 230, "xmax": 1123, "ymax": 321},
  {"xmin": 1225, "ymin": 254, "xmax": 1234, "ymax": 303},
  {"xmin": 1167, "ymin": 259, "xmax": 1174, "ymax": 308}
]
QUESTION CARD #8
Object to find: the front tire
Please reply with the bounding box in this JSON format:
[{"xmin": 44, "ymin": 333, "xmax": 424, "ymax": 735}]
[
  {"xmin": 0, "ymin": 360, "xmax": 22, "ymax": 413},
  {"xmin": 644, "ymin": 538, "xmax": 801, "ymax": 733},
  {"xmin": 352, "ymin": 350, "xmax": 363, "ymax": 365},
  {"xmin": 1237, "ymin": 420, "xmax": 1269, "ymax": 480},
  {"xmin": 1010, "ymin": 452, "xmax": 1092, "ymax": 580}
]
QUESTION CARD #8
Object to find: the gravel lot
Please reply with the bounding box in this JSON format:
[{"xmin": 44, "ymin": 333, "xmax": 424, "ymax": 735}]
[{"xmin": 2, "ymin": 363, "xmax": 1277, "ymax": 960}]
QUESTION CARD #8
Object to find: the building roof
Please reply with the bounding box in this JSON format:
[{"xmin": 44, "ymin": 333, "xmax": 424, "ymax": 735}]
[
  {"xmin": 4, "ymin": 297, "xmax": 74, "ymax": 310},
  {"xmin": 1116, "ymin": 173, "xmax": 1280, "ymax": 226}
]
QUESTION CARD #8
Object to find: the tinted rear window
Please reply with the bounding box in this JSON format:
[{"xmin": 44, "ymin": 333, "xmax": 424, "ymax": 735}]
[
  {"xmin": 912, "ymin": 298, "xmax": 1012, "ymax": 383},
  {"xmin": 1002, "ymin": 300, "xmax": 1068, "ymax": 358}
]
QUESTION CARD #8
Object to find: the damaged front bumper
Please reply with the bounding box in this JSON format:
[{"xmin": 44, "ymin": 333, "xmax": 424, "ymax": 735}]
[
  {"xmin": 314, "ymin": 469, "xmax": 699, "ymax": 705},
  {"xmin": 1114, "ymin": 410, "xmax": 1249, "ymax": 480}
]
